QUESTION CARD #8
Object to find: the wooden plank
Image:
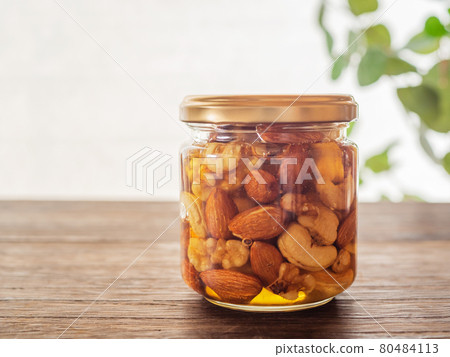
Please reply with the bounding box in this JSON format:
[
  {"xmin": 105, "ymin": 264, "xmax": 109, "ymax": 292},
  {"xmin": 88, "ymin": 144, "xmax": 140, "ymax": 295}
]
[{"xmin": 0, "ymin": 201, "xmax": 449, "ymax": 338}]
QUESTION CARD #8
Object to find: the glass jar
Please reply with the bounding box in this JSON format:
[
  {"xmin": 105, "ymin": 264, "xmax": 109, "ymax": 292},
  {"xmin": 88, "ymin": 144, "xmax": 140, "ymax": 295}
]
[{"xmin": 179, "ymin": 95, "xmax": 358, "ymax": 312}]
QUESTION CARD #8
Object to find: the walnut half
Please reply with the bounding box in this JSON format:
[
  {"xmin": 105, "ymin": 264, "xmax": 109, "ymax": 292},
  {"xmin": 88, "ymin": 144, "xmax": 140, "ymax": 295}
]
[
  {"xmin": 269, "ymin": 262, "xmax": 316, "ymax": 300},
  {"xmin": 207, "ymin": 238, "xmax": 249, "ymax": 270}
]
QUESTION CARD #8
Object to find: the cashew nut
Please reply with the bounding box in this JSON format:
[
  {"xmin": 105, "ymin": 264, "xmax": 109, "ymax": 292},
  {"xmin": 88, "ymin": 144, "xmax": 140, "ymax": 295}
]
[
  {"xmin": 280, "ymin": 193, "xmax": 307, "ymax": 213},
  {"xmin": 192, "ymin": 181, "xmax": 214, "ymax": 201},
  {"xmin": 217, "ymin": 165, "xmax": 247, "ymax": 192},
  {"xmin": 316, "ymin": 173, "xmax": 355, "ymax": 211},
  {"xmin": 344, "ymin": 242, "xmax": 356, "ymax": 255},
  {"xmin": 277, "ymin": 223, "xmax": 337, "ymax": 271},
  {"xmin": 180, "ymin": 191, "xmax": 207, "ymax": 238},
  {"xmin": 331, "ymin": 249, "xmax": 351, "ymax": 273},
  {"xmin": 312, "ymin": 142, "xmax": 344, "ymax": 184},
  {"xmin": 297, "ymin": 203, "xmax": 339, "ymax": 245},
  {"xmin": 312, "ymin": 141, "xmax": 355, "ymax": 211},
  {"xmin": 312, "ymin": 268, "xmax": 354, "ymax": 296}
]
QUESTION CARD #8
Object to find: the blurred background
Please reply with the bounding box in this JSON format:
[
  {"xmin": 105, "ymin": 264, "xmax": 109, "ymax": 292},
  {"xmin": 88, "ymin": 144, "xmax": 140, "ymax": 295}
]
[{"xmin": 0, "ymin": 0, "xmax": 449, "ymax": 202}]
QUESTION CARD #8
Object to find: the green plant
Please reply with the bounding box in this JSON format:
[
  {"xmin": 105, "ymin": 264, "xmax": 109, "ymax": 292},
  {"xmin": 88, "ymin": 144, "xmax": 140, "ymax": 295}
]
[{"xmin": 317, "ymin": 0, "xmax": 450, "ymax": 199}]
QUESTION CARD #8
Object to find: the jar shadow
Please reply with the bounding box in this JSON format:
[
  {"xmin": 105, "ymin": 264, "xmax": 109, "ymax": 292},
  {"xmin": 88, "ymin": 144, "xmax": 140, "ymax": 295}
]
[{"xmin": 189, "ymin": 298, "xmax": 349, "ymax": 339}]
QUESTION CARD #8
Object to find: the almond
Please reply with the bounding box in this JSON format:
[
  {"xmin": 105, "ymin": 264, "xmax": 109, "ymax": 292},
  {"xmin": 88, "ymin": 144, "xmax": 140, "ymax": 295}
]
[
  {"xmin": 228, "ymin": 205, "xmax": 285, "ymax": 240},
  {"xmin": 336, "ymin": 209, "xmax": 356, "ymax": 248},
  {"xmin": 232, "ymin": 194, "xmax": 257, "ymax": 213},
  {"xmin": 250, "ymin": 242, "xmax": 284, "ymax": 286},
  {"xmin": 182, "ymin": 259, "xmax": 204, "ymax": 294},
  {"xmin": 199, "ymin": 269, "xmax": 262, "ymax": 303},
  {"xmin": 278, "ymin": 145, "xmax": 309, "ymax": 193},
  {"xmin": 205, "ymin": 188, "xmax": 238, "ymax": 239},
  {"xmin": 244, "ymin": 169, "xmax": 279, "ymax": 203}
]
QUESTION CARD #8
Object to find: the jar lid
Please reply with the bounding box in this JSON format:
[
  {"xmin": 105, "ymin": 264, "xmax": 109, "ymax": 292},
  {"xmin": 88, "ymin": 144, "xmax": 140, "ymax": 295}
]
[{"xmin": 180, "ymin": 95, "xmax": 357, "ymax": 124}]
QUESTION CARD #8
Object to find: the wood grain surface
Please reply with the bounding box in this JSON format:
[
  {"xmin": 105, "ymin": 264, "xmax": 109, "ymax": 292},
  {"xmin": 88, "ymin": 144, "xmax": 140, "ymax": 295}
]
[{"xmin": 0, "ymin": 201, "xmax": 449, "ymax": 338}]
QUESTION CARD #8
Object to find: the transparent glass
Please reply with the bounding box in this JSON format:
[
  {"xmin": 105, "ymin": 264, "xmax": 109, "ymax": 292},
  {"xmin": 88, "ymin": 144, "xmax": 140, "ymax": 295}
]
[{"xmin": 180, "ymin": 123, "xmax": 357, "ymax": 311}]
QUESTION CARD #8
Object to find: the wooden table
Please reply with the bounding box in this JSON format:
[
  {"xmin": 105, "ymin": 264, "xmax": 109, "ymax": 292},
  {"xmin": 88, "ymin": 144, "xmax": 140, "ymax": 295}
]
[{"xmin": 0, "ymin": 201, "xmax": 449, "ymax": 338}]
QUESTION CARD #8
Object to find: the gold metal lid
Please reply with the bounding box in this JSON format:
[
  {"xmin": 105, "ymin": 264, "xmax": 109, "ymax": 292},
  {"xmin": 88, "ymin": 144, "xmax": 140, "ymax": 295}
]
[{"xmin": 180, "ymin": 95, "xmax": 357, "ymax": 124}]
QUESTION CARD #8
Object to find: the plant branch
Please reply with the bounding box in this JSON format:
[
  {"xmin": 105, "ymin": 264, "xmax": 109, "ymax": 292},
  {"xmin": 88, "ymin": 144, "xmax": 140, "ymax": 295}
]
[{"xmin": 418, "ymin": 122, "xmax": 443, "ymax": 165}]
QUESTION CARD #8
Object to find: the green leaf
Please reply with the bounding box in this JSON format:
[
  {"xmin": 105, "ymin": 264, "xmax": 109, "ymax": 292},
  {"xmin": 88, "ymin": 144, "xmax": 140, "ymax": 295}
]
[
  {"xmin": 443, "ymin": 152, "xmax": 450, "ymax": 174},
  {"xmin": 380, "ymin": 194, "xmax": 391, "ymax": 202},
  {"xmin": 318, "ymin": 3, "xmax": 334, "ymax": 56},
  {"xmin": 418, "ymin": 126, "xmax": 441, "ymax": 165},
  {"xmin": 331, "ymin": 55, "xmax": 349, "ymax": 80},
  {"xmin": 365, "ymin": 24, "xmax": 391, "ymax": 48},
  {"xmin": 347, "ymin": 121, "xmax": 356, "ymax": 136},
  {"xmin": 397, "ymin": 85, "xmax": 439, "ymax": 123},
  {"xmin": 421, "ymin": 60, "xmax": 450, "ymax": 133},
  {"xmin": 405, "ymin": 32, "xmax": 440, "ymax": 54},
  {"xmin": 365, "ymin": 143, "xmax": 396, "ymax": 173},
  {"xmin": 397, "ymin": 85, "xmax": 441, "ymax": 131},
  {"xmin": 422, "ymin": 60, "xmax": 450, "ymax": 91},
  {"xmin": 402, "ymin": 194, "xmax": 425, "ymax": 202},
  {"xmin": 357, "ymin": 48, "xmax": 387, "ymax": 86},
  {"xmin": 325, "ymin": 32, "xmax": 333, "ymax": 56},
  {"xmin": 424, "ymin": 16, "xmax": 448, "ymax": 37},
  {"xmin": 348, "ymin": 0, "xmax": 378, "ymax": 16},
  {"xmin": 347, "ymin": 30, "xmax": 360, "ymax": 55},
  {"xmin": 385, "ymin": 57, "xmax": 416, "ymax": 75}
]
